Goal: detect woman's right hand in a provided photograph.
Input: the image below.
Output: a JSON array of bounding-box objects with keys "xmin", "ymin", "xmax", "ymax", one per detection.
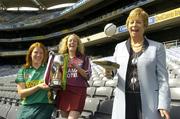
[
  {"xmin": 37, "ymin": 83, "xmax": 50, "ymax": 90},
  {"xmin": 159, "ymin": 109, "xmax": 170, "ymax": 119}
]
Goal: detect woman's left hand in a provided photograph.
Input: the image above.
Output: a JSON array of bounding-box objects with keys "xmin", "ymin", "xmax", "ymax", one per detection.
[
  {"xmin": 159, "ymin": 109, "xmax": 170, "ymax": 119},
  {"xmin": 69, "ymin": 58, "xmax": 89, "ymax": 79}
]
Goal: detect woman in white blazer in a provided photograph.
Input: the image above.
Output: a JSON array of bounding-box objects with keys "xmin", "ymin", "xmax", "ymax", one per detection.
[{"xmin": 106, "ymin": 8, "xmax": 171, "ymax": 119}]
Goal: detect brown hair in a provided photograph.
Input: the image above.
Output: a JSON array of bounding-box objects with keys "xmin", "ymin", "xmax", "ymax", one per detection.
[
  {"xmin": 126, "ymin": 8, "xmax": 149, "ymax": 28},
  {"xmin": 58, "ymin": 33, "xmax": 85, "ymax": 55},
  {"xmin": 23, "ymin": 42, "xmax": 48, "ymax": 68}
]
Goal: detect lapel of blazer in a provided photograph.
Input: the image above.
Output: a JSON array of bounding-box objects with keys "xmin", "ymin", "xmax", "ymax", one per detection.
[
  {"xmin": 119, "ymin": 41, "xmax": 130, "ymax": 87},
  {"xmin": 125, "ymin": 37, "xmax": 149, "ymax": 81}
]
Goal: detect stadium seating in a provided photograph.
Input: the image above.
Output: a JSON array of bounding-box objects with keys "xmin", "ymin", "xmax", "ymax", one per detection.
[
  {"xmin": 168, "ymin": 46, "xmax": 180, "ymax": 119},
  {"xmin": 93, "ymin": 99, "xmax": 113, "ymax": 119},
  {"xmin": 169, "ymin": 78, "xmax": 180, "ymax": 88},
  {"xmin": 170, "ymin": 88, "xmax": 180, "ymax": 101},
  {"xmin": 101, "ymin": 76, "xmax": 112, "ymax": 81},
  {"xmin": 87, "ymin": 80, "xmax": 93, "ymax": 87},
  {"xmin": 93, "ymin": 87, "xmax": 113, "ymax": 101},
  {"xmin": 86, "ymin": 87, "xmax": 96, "ymax": 97},
  {"xmin": 104, "ymin": 79, "xmax": 118, "ymax": 88},
  {"xmin": 0, "ymin": 100, "xmax": 11, "ymax": 119},
  {"xmin": 6, "ymin": 103, "xmax": 19, "ymax": 119},
  {"xmin": 92, "ymin": 80, "xmax": 105, "ymax": 87},
  {"xmin": 1, "ymin": 46, "xmax": 180, "ymax": 119},
  {"xmin": 80, "ymin": 97, "xmax": 100, "ymax": 119},
  {"xmin": 170, "ymin": 103, "xmax": 180, "ymax": 119}
]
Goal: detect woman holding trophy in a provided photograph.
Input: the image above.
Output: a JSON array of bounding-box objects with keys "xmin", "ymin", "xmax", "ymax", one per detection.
[
  {"xmin": 56, "ymin": 33, "xmax": 91, "ymax": 119},
  {"xmin": 15, "ymin": 42, "xmax": 54, "ymax": 119}
]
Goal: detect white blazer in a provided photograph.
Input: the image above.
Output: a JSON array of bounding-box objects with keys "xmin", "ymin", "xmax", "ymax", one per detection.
[{"xmin": 111, "ymin": 38, "xmax": 171, "ymax": 119}]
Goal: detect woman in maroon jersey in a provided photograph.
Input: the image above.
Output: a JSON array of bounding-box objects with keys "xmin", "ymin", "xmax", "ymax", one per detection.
[{"xmin": 56, "ymin": 33, "xmax": 91, "ymax": 119}]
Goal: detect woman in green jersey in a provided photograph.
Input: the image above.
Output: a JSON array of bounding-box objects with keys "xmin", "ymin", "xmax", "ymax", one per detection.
[{"xmin": 15, "ymin": 42, "xmax": 54, "ymax": 119}]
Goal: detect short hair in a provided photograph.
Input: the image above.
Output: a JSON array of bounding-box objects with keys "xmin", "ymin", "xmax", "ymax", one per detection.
[
  {"xmin": 23, "ymin": 42, "xmax": 48, "ymax": 68},
  {"xmin": 126, "ymin": 8, "xmax": 149, "ymax": 28},
  {"xmin": 58, "ymin": 33, "xmax": 85, "ymax": 55}
]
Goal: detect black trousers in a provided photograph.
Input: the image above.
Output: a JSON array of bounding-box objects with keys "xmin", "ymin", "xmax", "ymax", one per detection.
[{"xmin": 125, "ymin": 92, "xmax": 142, "ymax": 119}]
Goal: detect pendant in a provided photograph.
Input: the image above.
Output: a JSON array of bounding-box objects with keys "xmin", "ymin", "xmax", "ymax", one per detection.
[
  {"xmin": 132, "ymin": 57, "xmax": 138, "ymax": 65},
  {"xmin": 131, "ymin": 77, "xmax": 137, "ymax": 84},
  {"xmin": 131, "ymin": 77, "xmax": 137, "ymax": 91}
]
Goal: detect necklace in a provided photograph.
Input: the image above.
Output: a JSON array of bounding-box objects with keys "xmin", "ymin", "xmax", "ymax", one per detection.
[
  {"xmin": 131, "ymin": 44, "xmax": 143, "ymax": 47},
  {"xmin": 131, "ymin": 39, "xmax": 144, "ymax": 46},
  {"xmin": 131, "ymin": 40, "xmax": 144, "ymax": 47},
  {"xmin": 131, "ymin": 43, "xmax": 144, "ymax": 53}
]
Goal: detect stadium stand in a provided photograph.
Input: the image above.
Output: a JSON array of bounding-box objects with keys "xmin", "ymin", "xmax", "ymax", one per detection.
[
  {"xmin": 93, "ymin": 87, "xmax": 114, "ymax": 101},
  {"xmin": 0, "ymin": 101, "xmax": 11, "ymax": 119},
  {"xmin": 87, "ymin": 80, "xmax": 93, "ymax": 87},
  {"xmin": 93, "ymin": 99, "xmax": 113, "ymax": 119},
  {"xmin": 104, "ymin": 79, "xmax": 118, "ymax": 88},
  {"xmin": 92, "ymin": 80, "xmax": 105, "ymax": 87},
  {"xmin": 165, "ymin": 40, "xmax": 180, "ymax": 119},
  {"xmin": 0, "ymin": 66, "xmax": 20, "ymax": 77},
  {"xmin": 80, "ymin": 97, "xmax": 100, "ymax": 119},
  {"xmin": 170, "ymin": 88, "xmax": 180, "ymax": 119},
  {"xmin": 6, "ymin": 103, "xmax": 20, "ymax": 119},
  {"xmin": 86, "ymin": 87, "xmax": 96, "ymax": 97}
]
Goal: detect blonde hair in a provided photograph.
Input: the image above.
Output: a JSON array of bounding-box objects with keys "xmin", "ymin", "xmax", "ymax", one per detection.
[
  {"xmin": 23, "ymin": 42, "xmax": 48, "ymax": 68},
  {"xmin": 58, "ymin": 33, "xmax": 85, "ymax": 55},
  {"xmin": 126, "ymin": 8, "xmax": 149, "ymax": 28}
]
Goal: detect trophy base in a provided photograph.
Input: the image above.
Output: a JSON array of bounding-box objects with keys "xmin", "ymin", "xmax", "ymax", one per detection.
[{"xmin": 49, "ymin": 79, "xmax": 62, "ymax": 90}]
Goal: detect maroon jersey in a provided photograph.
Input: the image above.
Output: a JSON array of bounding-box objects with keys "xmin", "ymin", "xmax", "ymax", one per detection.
[{"xmin": 67, "ymin": 55, "xmax": 91, "ymax": 87}]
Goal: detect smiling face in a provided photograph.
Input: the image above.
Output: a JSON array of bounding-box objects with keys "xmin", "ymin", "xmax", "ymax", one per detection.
[
  {"xmin": 67, "ymin": 35, "xmax": 78, "ymax": 53},
  {"xmin": 58, "ymin": 34, "xmax": 84, "ymax": 55},
  {"xmin": 127, "ymin": 17, "xmax": 145, "ymax": 39},
  {"xmin": 126, "ymin": 8, "xmax": 149, "ymax": 40},
  {"xmin": 31, "ymin": 47, "xmax": 44, "ymax": 66}
]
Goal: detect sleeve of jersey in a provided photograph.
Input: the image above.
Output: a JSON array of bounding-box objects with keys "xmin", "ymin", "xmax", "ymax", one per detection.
[{"xmin": 15, "ymin": 68, "xmax": 25, "ymax": 83}]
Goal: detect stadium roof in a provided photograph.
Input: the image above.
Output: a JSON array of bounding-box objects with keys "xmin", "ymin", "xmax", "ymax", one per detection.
[{"xmin": 0, "ymin": 0, "xmax": 78, "ymax": 11}]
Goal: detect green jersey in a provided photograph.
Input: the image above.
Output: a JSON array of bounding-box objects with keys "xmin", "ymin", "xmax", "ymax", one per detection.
[{"xmin": 15, "ymin": 65, "xmax": 53, "ymax": 105}]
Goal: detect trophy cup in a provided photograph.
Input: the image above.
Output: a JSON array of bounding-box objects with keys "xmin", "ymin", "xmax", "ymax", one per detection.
[
  {"xmin": 49, "ymin": 54, "xmax": 64, "ymax": 89},
  {"xmin": 44, "ymin": 50, "xmax": 68, "ymax": 91}
]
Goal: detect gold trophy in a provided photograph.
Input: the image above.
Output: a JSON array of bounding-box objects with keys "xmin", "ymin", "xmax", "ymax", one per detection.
[{"xmin": 49, "ymin": 54, "xmax": 64, "ymax": 89}]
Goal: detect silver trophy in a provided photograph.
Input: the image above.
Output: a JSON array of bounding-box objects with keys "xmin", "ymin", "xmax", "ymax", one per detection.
[{"xmin": 49, "ymin": 54, "xmax": 64, "ymax": 89}]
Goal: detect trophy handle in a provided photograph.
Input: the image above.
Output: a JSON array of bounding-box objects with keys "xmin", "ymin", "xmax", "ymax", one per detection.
[
  {"xmin": 44, "ymin": 52, "xmax": 55, "ymax": 85},
  {"xmin": 49, "ymin": 50, "xmax": 55, "ymax": 55}
]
